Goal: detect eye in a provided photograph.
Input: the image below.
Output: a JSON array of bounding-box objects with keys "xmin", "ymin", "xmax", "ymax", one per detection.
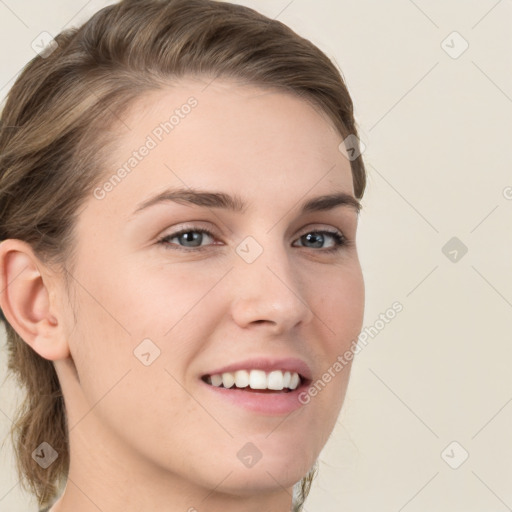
[
  {"xmin": 157, "ymin": 227, "xmax": 217, "ymax": 251},
  {"xmin": 157, "ymin": 226, "xmax": 349, "ymax": 253},
  {"xmin": 293, "ymin": 230, "xmax": 348, "ymax": 253}
]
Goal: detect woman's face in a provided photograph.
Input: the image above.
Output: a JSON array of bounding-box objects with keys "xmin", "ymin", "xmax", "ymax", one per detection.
[{"xmin": 56, "ymin": 78, "xmax": 364, "ymax": 500}]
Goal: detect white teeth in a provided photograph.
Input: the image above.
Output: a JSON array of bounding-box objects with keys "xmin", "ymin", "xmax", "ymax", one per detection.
[
  {"xmin": 289, "ymin": 372, "xmax": 300, "ymax": 390},
  {"xmin": 267, "ymin": 370, "xmax": 284, "ymax": 390},
  {"xmin": 249, "ymin": 370, "xmax": 267, "ymax": 389},
  {"xmin": 207, "ymin": 369, "xmax": 302, "ymax": 391},
  {"xmin": 222, "ymin": 372, "xmax": 235, "ymax": 388},
  {"xmin": 234, "ymin": 370, "xmax": 249, "ymax": 388},
  {"xmin": 211, "ymin": 374, "xmax": 223, "ymax": 387}
]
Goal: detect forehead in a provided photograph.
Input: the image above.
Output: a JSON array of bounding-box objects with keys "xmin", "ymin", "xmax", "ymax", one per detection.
[{"xmin": 89, "ymin": 77, "xmax": 354, "ymax": 219}]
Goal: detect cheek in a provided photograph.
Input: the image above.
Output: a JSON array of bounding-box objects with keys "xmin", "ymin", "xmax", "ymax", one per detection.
[
  {"xmin": 106, "ymin": 257, "xmax": 227, "ymax": 336},
  {"xmin": 66, "ymin": 257, "xmax": 226, "ymax": 404},
  {"xmin": 314, "ymin": 263, "xmax": 365, "ymax": 348},
  {"xmin": 306, "ymin": 264, "xmax": 363, "ymax": 420},
  {"xmin": 64, "ymin": 278, "xmax": 200, "ymax": 451}
]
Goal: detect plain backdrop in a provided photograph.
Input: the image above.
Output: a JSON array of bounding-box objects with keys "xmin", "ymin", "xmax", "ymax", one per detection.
[{"xmin": 1, "ymin": 1, "xmax": 511, "ymax": 511}]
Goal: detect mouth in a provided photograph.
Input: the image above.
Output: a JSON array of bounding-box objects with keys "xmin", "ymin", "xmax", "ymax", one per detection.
[
  {"xmin": 199, "ymin": 357, "xmax": 313, "ymax": 415},
  {"xmin": 201, "ymin": 369, "xmax": 308, "ymax": 394}
]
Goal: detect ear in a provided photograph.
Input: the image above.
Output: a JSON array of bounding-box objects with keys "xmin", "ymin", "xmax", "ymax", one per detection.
[{"xmin": 0, "ymin": 239, "xmax": 70, "ymax": 360}]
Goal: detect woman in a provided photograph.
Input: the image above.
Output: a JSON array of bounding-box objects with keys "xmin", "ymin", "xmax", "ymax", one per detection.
[{"xmin": 0, "ymin": 0, "xmax": 367, "ymax": 510}]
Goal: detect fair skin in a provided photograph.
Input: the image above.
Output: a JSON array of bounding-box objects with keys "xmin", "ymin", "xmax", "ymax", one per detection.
[{"xmin": 0, "ymin": 77, "xmax": 364, "ymax": 512}]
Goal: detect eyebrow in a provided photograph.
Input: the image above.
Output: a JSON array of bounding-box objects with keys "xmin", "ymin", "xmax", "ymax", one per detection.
[{"xmin": 131, "ymin": 188, "xmax": 361, "ymax": 217}]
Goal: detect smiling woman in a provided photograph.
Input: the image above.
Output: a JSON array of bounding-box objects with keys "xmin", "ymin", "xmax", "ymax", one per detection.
[{"xmin": 0, "ymin": 1, "xmax": 366, "ymax": 511}]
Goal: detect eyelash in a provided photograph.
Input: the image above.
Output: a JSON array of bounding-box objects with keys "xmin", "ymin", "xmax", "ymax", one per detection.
[{"xmin": 156, "ymin": 226, "xmax": 349, "ymax": 253}]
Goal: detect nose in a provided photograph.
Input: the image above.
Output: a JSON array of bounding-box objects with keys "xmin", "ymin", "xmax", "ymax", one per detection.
[{"xmin": 229, "ymin": 240, "xmax": 314, "ymax": 334}]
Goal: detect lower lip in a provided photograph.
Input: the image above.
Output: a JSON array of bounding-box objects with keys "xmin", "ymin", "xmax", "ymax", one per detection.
[{"xmin": 199, "ymin": 379, "xmax": 309, "ymax": 415}]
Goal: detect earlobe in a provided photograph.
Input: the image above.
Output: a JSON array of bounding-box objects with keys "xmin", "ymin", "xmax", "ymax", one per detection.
[{"xmin": 0, "ymin": 239, "xmax": 70, "ymax": 361}]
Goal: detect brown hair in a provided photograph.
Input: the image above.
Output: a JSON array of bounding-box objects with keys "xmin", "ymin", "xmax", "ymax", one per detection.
[{"xmin": 0, "ymin": 0, "xmax": 366, "ymax": 509}]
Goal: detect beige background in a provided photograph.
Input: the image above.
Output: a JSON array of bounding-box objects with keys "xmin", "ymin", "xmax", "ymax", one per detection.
[{"xmin": 1, "ymin": 0, "xmax": 511, "ymax": 510}]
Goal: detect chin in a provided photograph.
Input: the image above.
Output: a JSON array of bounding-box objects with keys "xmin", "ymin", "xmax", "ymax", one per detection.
[
  {"xmin": 208, "ymin": 468, "xmax": 304, "ymax": 497},
  {"xmin": 196, "ymin": 449, "xmax": 314, "ymax": 496}
]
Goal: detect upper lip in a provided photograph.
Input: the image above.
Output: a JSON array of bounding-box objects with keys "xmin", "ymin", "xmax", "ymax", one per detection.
[{"xmin": 202, "ymin": 356, "xmax": 313, "ymax": 382}]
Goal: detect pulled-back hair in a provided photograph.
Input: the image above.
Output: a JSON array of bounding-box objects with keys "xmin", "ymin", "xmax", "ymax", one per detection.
[{"xmin": 0, "ymin": 0, "xmax": 366, "ymax": 509}]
